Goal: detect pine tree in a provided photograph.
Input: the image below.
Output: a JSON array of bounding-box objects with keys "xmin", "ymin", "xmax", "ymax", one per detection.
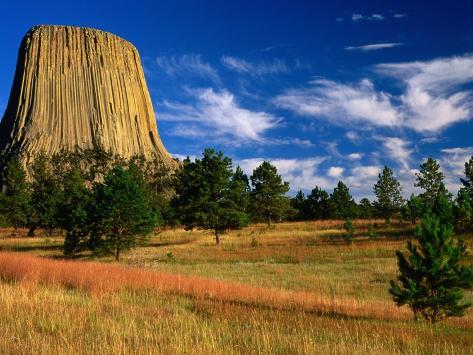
[
  {"xmin": 173, "ymin": 149, "xmax": 249, "ymax": 244},
  {"xmin": 389, "ymin": 215, "xmax": 473, "ymax": 323},
  {"xmin": 250, "ymin": 161, "xmax": 291, "ymax": 225},
  {"xmin": 402, "ymin": 194, "xmax": 425, "ymax": 225},
  {"xmin": 454, "ymin": 189, "xmax": 472, "ymax": 232},
  {"xmin": 415, "ymin": 158, "xmax": 451, "ymax": 209},
  {"xmin": 306, "ymin": 186, "xmax": 332, "ymax": 220},
  {"xmin": 291, "ymin": 190, "xmax": 307, "ymax": 221},
  {"xmin": 1, "ymin": 158, "xmax": 30, "ymax": 232},
  {"xmin": 330, "ymin": 181, "xmax": 357, "ymax": 219},
  {"xmin": 92, "ymin": 165, "xmax": 157, "ymax": 260},
  {"xmin": 460, "ymin": 156, "xmax": 473, "ymax": 197},
  {"xmin": 61, "ymin": 167, "xmax": 92, "ymax": 256},
  {"xmin": 230, "ymin": 166, "xmax": 250, "ymax": 216},
  {"xmin": 373, "ymin": 166, "xmax": 404, "ymax": 224},
  {"xmin": 343, "ymin": 218, "xmax": 355, "ymax": 244},
  {"xmin": 29, "ymin": 154, "xmax": 62, "ymax": 236},
  {"xmin": 358, "ymin": 198, "xmax": 374, "ymax": 219}
]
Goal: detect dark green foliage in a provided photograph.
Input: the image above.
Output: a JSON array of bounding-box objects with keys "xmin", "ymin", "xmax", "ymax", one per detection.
[
  {"xmin": 306, "ymin": 186, "xmax": 332, "ymax": 220},
  {"xmin": 173, "ymin": 149, "xmax": 249, "ymax": 244},
  {"xmin": 454, "ymin": 188, "xmax": 472, "ymax": 232},
  {"xmin": 61, "ymin": 167, "xmax": 92, "ymax": 256},
  {"xmin": 373, "ymin": 166, "xmax": 404, "ymax": 224},
  {"xmin": 431, "ymin": 195, "xmax": 454, "ymax": 226},
  {"xmin": 0, "ymin": 158, "xmax": 30, "ymax": 231},
  {"xmin": 358, "ymin": 198, "xmax": 375, "ymax": 219},
  {"xmin": 250, "ymin": 161, "xmax": 291, "ymax": 225},
  {"xmin": 231, "ymin": 166, "xmax": 250, "ymax": 214},
  {"xmin": 389, "ymin": 215, "xmax": 473, "ymax": 323},
  {"xmin": 127, "ymin": 155, "xmax": 175, "ymax": 224},
  {"xmin": 291, "ymin": 190, "xmax": 307, "ymax": 221},
  {"xmin": 402, "ymin": 194, "xmax": 425, "ymax": 225},
  {"xmin": 91, "ymin": 165, "xmax": 157, "ymax": 260},
  {"xmin": 29, "ymin": 154, "xmax": 62, "ymax": 236},
  {"xmin": 415, "ymin": 158, "xmax": 451, "ymax": 209},
  {"xmin": 343, "ymin": 218, "xmax": 355, "ymax": 244},
  {"xmin": 367, "ymin": 224, "xmax": 379, "ymax": 240},
  {"xmin": 330, "ymin": 181, "xmax": 358, "ymax": 219},
  {"xmin": 290, "ymin": 187, "xmax": 333, "ymax": 221},
  {"xmin": 460, "ymin": 156, "xmax": 473, "ymax": 197}
]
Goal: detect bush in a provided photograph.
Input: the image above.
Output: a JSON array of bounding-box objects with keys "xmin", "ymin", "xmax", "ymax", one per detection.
[
  {"xmin": 367, "ymin": 224, "xmax": 379, "ymax": 240},
  {"xmin": 343, "ymin": 218, "xmax": 355, "ymax": 244},
  {"xmin": 389, "ymin": 215, "xmax": 473, "ymax": 322}
]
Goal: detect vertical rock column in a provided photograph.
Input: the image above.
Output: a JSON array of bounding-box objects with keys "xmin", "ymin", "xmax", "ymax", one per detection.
[{"xmin": 0, "ymin": 25, "xmax": 176, "ymax": 168}]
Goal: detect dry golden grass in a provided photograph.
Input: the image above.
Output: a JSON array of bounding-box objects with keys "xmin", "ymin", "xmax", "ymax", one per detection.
[
  {"xmin": 0, "ymin": 220, "xmax": 471, "ymax": 354},
  {"xmin": 0, "ymin": 251, "xmax": 412, "ymax": 321}
]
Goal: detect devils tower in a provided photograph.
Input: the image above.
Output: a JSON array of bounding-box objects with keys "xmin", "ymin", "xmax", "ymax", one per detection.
[{"xmin": 0, "ymin": 25, "xmax": 176, "ymax": 167}]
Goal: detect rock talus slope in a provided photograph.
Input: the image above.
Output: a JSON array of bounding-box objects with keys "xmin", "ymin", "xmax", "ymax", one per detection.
[{"xmin": 0, "ymin": 25, "xmax": 176, "ymax": 167}]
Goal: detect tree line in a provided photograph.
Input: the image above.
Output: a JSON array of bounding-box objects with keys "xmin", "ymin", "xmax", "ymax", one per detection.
[
  {"xmin": 2, "ymin": 148, "xmax": 473, "ymax": 250},
  {"xmin": 291, "ymin": 158, "xmax": 473, "ymax": 232}
]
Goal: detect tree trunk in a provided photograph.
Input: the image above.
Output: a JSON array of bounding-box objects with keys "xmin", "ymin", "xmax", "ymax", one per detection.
[
  {"xmin": 215, "ymin": 230, "xmax": 220, "ymax": 245},
  {"xmin": 115, "ymin": 247, "xmax": 120, "ymax": 261},
  {"xmin": 27, "ymin": 226, "xmax": 36, "ymax": 237}
]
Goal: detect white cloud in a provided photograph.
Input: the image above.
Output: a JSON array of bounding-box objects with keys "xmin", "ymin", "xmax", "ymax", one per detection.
[
  {"xmin": 276, "ymin": 54, "xmax": 473, "ymax": 133},
  {"xmin": 371, "ymin": 14, "xmax": 384, "ymax": 20},
  {"xmin": 155, "ymin": 54, "xmax": 219, "ymax": 83},
  {"xmin": 331, "ymin": 165, "xmax": 381, "ymax": 200},
  {"xmin": 290, "ymin": 138, "xmax": 314, "ymax": 147},
  {"xmin": 348, "ymin": 153, "xmax": 363, "ymax": 160},
  {"xmin": 381, "ymin": 137, "xmax": 413, "ymax": 171},
  {"xmin": 393, "ymin": 13, "xmax": 406, "ymax": 19},
  {"xmin": 237, "ymin": 157, "xmax": 330, "ymax": 192},
  {"xmin": 328, "ymin": 166, "xmax": 344, "ymax": 178},
  {"xmin": 345, "ymin": 42, "xmax": 403, "ymax": 51},
  {"xmin": 275, "ymin": 78, "xmax": 399, "ymax": 127},
  {"xmin": 335, "ymin": 17, "xmax": 344, "ymax": 22},
  {"xmin": 171, "ymin": 153, "xmax": 198, "ymax": 162},
  {"xmin": 352, "ymin": 14, "xmax": 364, "ymax": 21},
  {"xmin": 375, "ymin": 55, "xmax": 473, "ymax": 132},
  {"xmin": 352, "ymin": 13, "xmax": 386, "ymax": 22},
  {"xmin": 420, "ymin": 137, "xmax": 440, "ymax": 144},
  {"xmin": 158, "ymin": 88, "xmax": 280, "ymax": 142},
  {"xmin": 442, "ymin": 149, "xmax": 473, "ymax": 175},
  {"xmin": 221, "ymin": 56, "xmax": 288, "ymax": 76},
  {"xmin": 346, "ymin": 131, "xmax": 360, "ymax": 142}
]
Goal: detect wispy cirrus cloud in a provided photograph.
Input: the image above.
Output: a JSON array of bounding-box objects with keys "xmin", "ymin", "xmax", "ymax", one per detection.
[
  {"xmin": 352, "ymin": 13, "xmax": 384, "ymax": 21},
  {"xmin": 254, "ymin": 44, "xmax": 288, "ymax": 53},
  {"xmin": 275, "ymin": 54, "xmax": 473, "ymax": 134},
  {"xmin": 345, "ymin": 42, "xmax": 403, "ymax": 51},
  {"xmin": 439, "ymin": 147, "xmax": 473, "ymax": 191},
  {"xmin": 158, "ymin": 88, "xmax": 280, "ymax": 143},
  {"xmin": 381, "ymin": 137, "xmax": 413, "ymax": 171},
  {"xmin": 155, "ymin": 54, "xmax": 220, "ymax": 83},
  {"xmin": 275, "ymin": 78, "xmax": 399, "ymax": 127},
  {"xmin": 375, "ymin": 54, "xmax": 473, "ymax": 132},
  {"xmin": 221, "ymin": 56, "xmax": 288, "ymax": 76}
]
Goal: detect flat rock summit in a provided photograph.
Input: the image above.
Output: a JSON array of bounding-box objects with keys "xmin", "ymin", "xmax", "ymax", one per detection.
[{"xmin": 0, "ymin": 25, "xmax": 176, "ymax": 167}]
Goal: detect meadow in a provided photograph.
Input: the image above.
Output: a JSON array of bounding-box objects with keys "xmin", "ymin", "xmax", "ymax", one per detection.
[{"xmin": 0, "ymin": 220, "xmax": 471, "ymax": 354}]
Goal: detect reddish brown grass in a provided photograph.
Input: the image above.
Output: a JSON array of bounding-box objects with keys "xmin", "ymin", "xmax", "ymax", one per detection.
[{"xmin": 0, "ymin": 251, "xmax": 411, "ymax": 321}]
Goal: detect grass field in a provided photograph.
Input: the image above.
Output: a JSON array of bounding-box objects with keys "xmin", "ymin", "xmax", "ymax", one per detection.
[{"xmin": 0, "ymin": 220, "xmax": 471, "ymax": 354}]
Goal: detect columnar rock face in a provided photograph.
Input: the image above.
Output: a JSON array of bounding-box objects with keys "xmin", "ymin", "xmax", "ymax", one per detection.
[{"xmin": 0, "ymin": 25, "xmax": 176, "ymax": 168}]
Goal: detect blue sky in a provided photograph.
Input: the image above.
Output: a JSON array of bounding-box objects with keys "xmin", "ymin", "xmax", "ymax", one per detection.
[{"xmin": 1, "ymin": 0, "xmax": 473, "ymax": 199}]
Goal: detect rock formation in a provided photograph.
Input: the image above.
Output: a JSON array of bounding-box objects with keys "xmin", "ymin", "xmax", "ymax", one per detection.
[{"xmin": 0, "ymin": 25, "xmax": 176, "ymax": 168}]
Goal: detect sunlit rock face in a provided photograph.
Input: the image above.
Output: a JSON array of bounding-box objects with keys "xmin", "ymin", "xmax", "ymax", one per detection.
[{"xmin": 0, "ymin": 25, "xmax": 176, "ymax": 168}]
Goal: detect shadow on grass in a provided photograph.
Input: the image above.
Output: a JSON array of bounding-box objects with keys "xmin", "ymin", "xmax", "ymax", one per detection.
[{"xmin": 0, "ymin": 244, "xmax": 64, "ymax": 252}]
